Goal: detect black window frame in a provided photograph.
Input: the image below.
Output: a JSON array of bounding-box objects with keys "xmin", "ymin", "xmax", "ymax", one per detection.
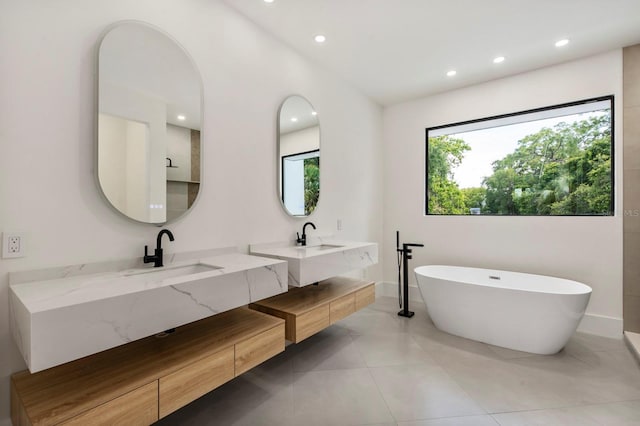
[{"xmin": 425, "ymin": 95, "xmax": 615, "ymax": 216}]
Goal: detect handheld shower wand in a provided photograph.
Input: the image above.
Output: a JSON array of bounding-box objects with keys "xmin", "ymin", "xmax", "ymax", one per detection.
[{"xmin": 396, "ymin": 231, "xmax": 424, "ymax": 318}]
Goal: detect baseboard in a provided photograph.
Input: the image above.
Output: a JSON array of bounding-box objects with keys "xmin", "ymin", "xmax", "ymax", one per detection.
[
  {"xmin": 577, "ymin": 313, "xmax": 623, "ymax": 338},
  {"xmin": 376, "ymin": 282, "xmax": 622, "ymax": 339},
  {"xmin": 376, "ymin": 281, "xmax": 422, "ymax": 303}
]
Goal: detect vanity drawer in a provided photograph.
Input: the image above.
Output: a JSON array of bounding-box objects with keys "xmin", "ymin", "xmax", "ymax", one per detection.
[
  {"xmin": 61, "ymin": 381, "xmax": 158, "ymax": 426},
  {"xmin": 294, "ymin": 305, "xmax": 330, "ymax": 342},
  {"xmin": 355, "ymin": 284, "xmax": 375, "ymax": 311},
  {"xmin": 330, "ymin": 294, "xmax": 356, "ymax": 324},
  {"xmin": 159, "ymin": 346, "xmax": 235, "ymax": 418},
  {"xmin": 235, "ymin": 323, "xmax": 285, "ymax": 376}
]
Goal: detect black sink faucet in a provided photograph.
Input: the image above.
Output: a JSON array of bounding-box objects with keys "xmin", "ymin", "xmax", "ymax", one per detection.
[
  {"xmin": 296, "ymin": 222, "xmax": 316, "ymax": 246},
  {"xmin": 144, "ymin": 229, "xmax": 175, "ymax": 267}
]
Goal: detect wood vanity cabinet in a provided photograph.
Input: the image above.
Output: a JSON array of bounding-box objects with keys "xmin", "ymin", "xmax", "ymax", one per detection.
[
  {"xmin": 249, "ymin": 276, "xmax": 375, "ymax": 343},
  {"xmin": 10, "ymin": 308, "xmax": 285, "ymax": 426}
]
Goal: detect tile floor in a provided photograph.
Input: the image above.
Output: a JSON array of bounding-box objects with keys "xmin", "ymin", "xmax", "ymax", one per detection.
[{"xmin": 158, "ymin": 297, "xmax": 640, "ymax": 426}]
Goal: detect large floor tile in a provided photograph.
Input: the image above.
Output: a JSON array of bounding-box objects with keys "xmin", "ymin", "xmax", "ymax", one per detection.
[
  {"xmin": 563, "ymin": 350, "xmax": 640, "ymax": 403},
  {"xmin": 338, "ymin": 308, "xmax": 408, "ymax": 336},
  {"xmin": 352, "ymin": 331, "xmax": 432, "ymax": 367},
  {"xmin": 493, "ymin": 400, "xmax": 640, "ymax": 426},
  {"xmin": 492, "ymin": 406, "xmax": 602, "ymax": 426},
  {"xmin": 580, "ymin": 399, "xmax": 640, "ymax": 425},
  {"xmin": 410, "ymin": 323, "xmax": 496, "ymax": 360},
  {"xmin": 563, "ymin": 332, "xmax": 626, "ymax": 355},
  {"xmin": 288, "ymin": 330, "xmax": 366, "ymax": 372},
  {"xmin": 370, "ymin": 363, "xmax": 485, "ymax": 421},
  {"xmin": 428, "ymin": 347, "xmax": 597, "ymax": 412},
  {"xmin": 398, "ymin": 415, "xmax": 499, "ymax": 426},
  {"xmin": 291, "ymin": 368, "xmax": 395, "ymax": 425}
]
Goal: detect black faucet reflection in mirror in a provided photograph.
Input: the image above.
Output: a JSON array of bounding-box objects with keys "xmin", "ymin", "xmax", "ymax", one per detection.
[
  {"xmin": 296, "ymin": 222, "xmax": 316, "ymax": 246},
  {"xmin": 144, "ymin": 229, "xmax": 175, "ymax": 267}
]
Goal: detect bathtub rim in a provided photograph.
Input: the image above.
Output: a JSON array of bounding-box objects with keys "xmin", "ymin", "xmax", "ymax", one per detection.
[{"xmin": 415, "ymin": 264, "xmax": 592, "ymax": 296}]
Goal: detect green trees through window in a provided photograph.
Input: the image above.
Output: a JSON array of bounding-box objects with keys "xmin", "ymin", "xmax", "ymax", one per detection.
[{"xmin": 426, "ymin": 97, "xmax": 613, "ymax": 216}]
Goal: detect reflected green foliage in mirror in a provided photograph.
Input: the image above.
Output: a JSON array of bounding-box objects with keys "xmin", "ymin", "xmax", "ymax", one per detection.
[{"xmin": 304, "ymin": 157, "xmax": 319, "ymax": 215}]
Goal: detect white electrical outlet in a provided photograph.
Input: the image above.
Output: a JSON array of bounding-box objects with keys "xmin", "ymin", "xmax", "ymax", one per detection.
[
  {"xmin": 337, "ymin": 219, "xmax": 343, "ymax": 230},
  {"xmin": 3, "ymin": 232, "xmax": 25, "ymax": 258}
]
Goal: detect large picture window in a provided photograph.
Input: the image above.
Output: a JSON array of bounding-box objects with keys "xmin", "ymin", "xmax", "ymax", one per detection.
[{"xmin": 426, "ymin": 96, "xmax": 613, "ymax": 216}]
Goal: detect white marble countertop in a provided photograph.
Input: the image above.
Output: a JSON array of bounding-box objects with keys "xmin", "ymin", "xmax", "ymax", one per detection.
[
  {"xmin": 9, "ymin": 247, "xmax": 288, "ymax": 372},
  {"xmin": 11, "ymin": 253, "xmax": 284, "ymax": 313}
]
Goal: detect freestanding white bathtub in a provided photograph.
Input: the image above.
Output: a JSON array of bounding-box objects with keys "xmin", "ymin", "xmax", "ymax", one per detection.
[{"xmin": 415, "ymin": 265, "xmax": 592, "ymax": 355}]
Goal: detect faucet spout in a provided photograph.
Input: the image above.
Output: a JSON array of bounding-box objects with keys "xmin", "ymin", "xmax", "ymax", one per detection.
[{"xmin": 156, "ymin": 229, "xmax": 174, "ymax": 251}]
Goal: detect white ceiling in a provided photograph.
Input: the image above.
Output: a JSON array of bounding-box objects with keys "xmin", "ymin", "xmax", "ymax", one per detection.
[{"xmin": 223, "ymin": 0, "xmax": 640, "ymax": 106}]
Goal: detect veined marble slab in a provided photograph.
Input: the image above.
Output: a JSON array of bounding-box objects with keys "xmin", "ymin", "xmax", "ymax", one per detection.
[
  {"xmin": 9, "ymin": 249, "xmax": 287, "ymax": 373},
  {"xmin": 249, "ymin": 238, "xmax": 378, "ymax": 287}
]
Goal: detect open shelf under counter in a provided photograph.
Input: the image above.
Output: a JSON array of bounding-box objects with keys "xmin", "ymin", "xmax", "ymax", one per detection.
[
  {"xmin": 11, "ymin": 308, "xmax": 285, "ymax": 426},
  {"xmin": 249, "ymin": 276, "xmax": 375, "ymax": 343}
]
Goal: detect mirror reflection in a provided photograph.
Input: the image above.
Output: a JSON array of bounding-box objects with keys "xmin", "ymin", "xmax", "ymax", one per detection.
[
  {"xmin": 278, "ymin": 96, "xmax": 320, "ymax": 216},
  {"xmin": 98, "ymin": 22, "xmax": 202, "ymax": 224}
]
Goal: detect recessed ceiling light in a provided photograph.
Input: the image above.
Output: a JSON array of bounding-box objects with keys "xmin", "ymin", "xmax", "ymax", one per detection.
[
  {"xmin": 177, "ymin": 115, "xmax": 186, "ymax": 121},
  {"xmin": 291, "ymin": 117, "xmax": 298, "ymax": 122},
  {"xmin": 311, "ymin": 111, "xmax": 318, "ymax": 116},
  {"xmin": 493, "ymin": 56, "xmax": 505, "ymax": 64},
  {"xmin": 555, "ymin": 39, "xmax": 570, "ymax": 47},
  {"xmin": 446, "ymin": 70, "xmax": 457, "ymax": 77},
  {"xmin": 314, "ymin": 35, "xmax": 326, "ymax": 44},
  {"xmin": 263, "ymin": 0, "xmax": 274, "ymax": 3}
]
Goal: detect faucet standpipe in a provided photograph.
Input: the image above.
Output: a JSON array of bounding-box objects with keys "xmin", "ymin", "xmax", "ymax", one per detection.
[
  {"xmin": 297, "ymin": 222, "xmax": 316, "ymax": 246},
  {"xmin": 144, "ymin": 229, "xmax": 175, "ymax": 267},
  {"xmin": 396, "ymin": 231, "xmax": 424, "ymax": 318}
]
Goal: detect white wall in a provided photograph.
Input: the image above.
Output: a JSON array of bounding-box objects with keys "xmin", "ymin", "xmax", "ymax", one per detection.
[
  {"xmin": 383, "ymin": 50, "xmax": 624, "ymax": 338},
  {"xmin": 0, "ymin": 1, "xmax": 383, "ymax": 423}
]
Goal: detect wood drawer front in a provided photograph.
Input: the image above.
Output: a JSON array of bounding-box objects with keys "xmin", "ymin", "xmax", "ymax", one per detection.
[
  {"xmin": 294, "ymin": 305, "xmax": 330, "ymax": 342},
  {"xmin": 11, "ymin": 379, "xmax": 30, "ymax": 426},
  {"xmin": 330, "ymin": 294, "xmax": 356, "ymax": 324},
  {"xmin": 61, "ymin": 381, "xmax": 158, "ymax": 426},
  {"xmin": 159, "ymin": 346, "xmax": 234, "ymax": 419},
  {"xmin": 235, "ymin": 324, "xmax": 285, "ymax": 376},
  {"xmin": 355, "ymin": 285, "xmax": 375, "ymax": 311}
]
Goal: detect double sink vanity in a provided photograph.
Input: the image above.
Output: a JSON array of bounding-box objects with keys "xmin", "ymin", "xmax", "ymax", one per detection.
[{"xmin": 9, "ymin": 233, "xmax": 378, "ymax": 425}]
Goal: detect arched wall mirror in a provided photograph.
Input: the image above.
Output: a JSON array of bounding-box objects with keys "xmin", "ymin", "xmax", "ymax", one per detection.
[
  {"xmin": 278, "ymin": 95, "xmax": 320, "ymax": 216},
  {"xmin": 97, "ymin": 22, "xmax": 203, "ymax": 224}
]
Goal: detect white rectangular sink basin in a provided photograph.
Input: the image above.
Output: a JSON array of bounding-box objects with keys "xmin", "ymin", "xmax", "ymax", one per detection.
[
  {"xmin": 250, "ymin": 239, "xmax": 378, "ymax": 287},
  {"xmin": 122, "ymin": 263, "xmax": 222, "ymax": 279},
  {"xmin": 9, "ymin": 250, "xmax": 287, "ymax": 373}
]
